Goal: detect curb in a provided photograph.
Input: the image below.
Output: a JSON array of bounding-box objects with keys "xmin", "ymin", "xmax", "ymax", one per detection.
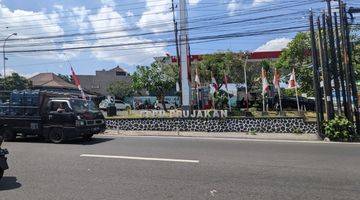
[{"xmin": 102, "ymin": 130, "xmax": 321, "ymax": 141}]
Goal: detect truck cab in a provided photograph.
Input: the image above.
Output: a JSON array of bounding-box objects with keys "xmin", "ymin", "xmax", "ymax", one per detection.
[
  {"xmin": 0, "ymin": 90, "xmax": 106, "ymax": 143},
  {"xmin": 44, "ymin": 98, "xmax": 106, "ymax": 143}
]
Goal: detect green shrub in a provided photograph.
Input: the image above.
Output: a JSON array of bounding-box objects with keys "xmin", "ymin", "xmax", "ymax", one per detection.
[{"xmin": 323, "ymin": 116, "xmax": 356, "ymax": 142}]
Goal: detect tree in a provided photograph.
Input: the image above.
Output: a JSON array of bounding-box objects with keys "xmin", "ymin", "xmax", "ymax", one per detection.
[
  {"xmin": 352, "ymin": 24, "xmax": 360, "ymax": 81},
  {"xmin": 275, "ymin": 32, "xmax": 313, "ymax": 96},
  {"xmin": 0, "ymin": 73, "xmax": 32, "ymax": 91},
  {"xmin": 132, "ymin": 61, "xmax": 178, "ymax": 111},
  {"xmin": 196, "ymin": 51, "xmax": 244, "ymax": 88},
  {"xmin": 107, "ymin": 80, "xmax": 134, "ymax": 100}
]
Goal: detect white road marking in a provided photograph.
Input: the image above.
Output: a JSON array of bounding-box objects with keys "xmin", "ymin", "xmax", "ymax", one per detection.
[{"xmin": 80, "ymin": 154, "xmax": 199, "ymax": 163}]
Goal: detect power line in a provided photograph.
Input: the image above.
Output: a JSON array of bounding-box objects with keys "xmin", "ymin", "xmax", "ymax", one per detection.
[
  {"xmin": 5, "ymin": 11, "xmax": 306, "ymax": 49},
  {"xmin": 0, "ymin": 0, "xmax": 316, "ymax": 35},
  {"xmin": 5, "ymin": 25, "xmax": 308, "ymax": 54},
  {"xmin": 1, "ymin": 0, "xmax": 316, "ymax": 43}
]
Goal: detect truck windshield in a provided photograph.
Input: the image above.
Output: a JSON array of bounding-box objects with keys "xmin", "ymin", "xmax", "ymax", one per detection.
[{"xmin": 70, "ymin": 99, "xmax": 99, "ymax": 113}]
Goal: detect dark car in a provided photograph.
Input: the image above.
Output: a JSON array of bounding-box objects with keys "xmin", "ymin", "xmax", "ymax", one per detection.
[{"xmin": 281, "ymin": 96, "xmax": 316, "ymax": 111}]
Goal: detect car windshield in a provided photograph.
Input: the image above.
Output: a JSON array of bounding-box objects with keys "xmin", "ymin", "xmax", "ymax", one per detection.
[{"xmin": 70, "ymin": 99, "xmax": 99, "ymax": 113}]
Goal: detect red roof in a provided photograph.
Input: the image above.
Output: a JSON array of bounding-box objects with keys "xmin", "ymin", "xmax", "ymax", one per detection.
[{"xmin": 249, "ymin": 51, "xmax": 282, "ymax": 60}]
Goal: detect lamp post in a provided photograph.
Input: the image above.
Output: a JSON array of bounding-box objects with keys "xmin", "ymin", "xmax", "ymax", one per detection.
[{"xmin": 3, "ymin": 33, "xmax": 17, "ymax": 78}]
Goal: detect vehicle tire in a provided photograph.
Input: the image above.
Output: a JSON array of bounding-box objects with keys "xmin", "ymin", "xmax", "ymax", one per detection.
[
  {"xmin": 2, "ymin": 128, "xmax": 16, "ymax": 142},
  {"xmin": 49, "ymin": 128, "xmax": 65, "ymax": 144},
  {"xmin": 156, "ymin": 107, "xmax": 160, "ymax": 110},
  {"xmin": 170, "ymin": 106, "xmax": 175, "ymax": 110},
  {"xmin": 83, "ymin": 134, "xmax": 93, "ymax": 141},
  {"xmin": 0, "ymin": 169, "xmax": 3, "ymax": 180}
]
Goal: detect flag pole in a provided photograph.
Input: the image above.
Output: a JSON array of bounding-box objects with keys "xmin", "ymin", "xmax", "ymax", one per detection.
[
  {"xmin": 293, "ymin": 68, "xmax": 300, "ymax": 112},
  {"xmin": 197, "ymin": 85, "xmax": 200, "ymax": 110},
  {"xmin": 278, "ymin": 87, "xmax": 283, "ymax": 112},
  {"xmin": 262, "ymin": 92, "xmax": 266, "ymax": 113},
  {"xmin": 195, "ymin": 67, "xmax": 200, "ymax": 109},
  {"xmin": 224, "ymin": 72, "xmax": 231, "ymax": 112},
  {"xmin": 243, "ymin": 55, "xmax": 249, "ymax": 111}
]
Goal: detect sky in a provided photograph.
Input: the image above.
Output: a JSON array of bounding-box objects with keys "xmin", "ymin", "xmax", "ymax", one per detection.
[{"xmin": 0, "ymin": 0, "xmax": 359, "ymax": 77}]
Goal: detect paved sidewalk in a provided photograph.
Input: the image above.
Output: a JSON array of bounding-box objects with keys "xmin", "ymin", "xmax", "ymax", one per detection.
[{"xmin": 103, "ymin": 130, "xmax": 321, "ymax": 141}]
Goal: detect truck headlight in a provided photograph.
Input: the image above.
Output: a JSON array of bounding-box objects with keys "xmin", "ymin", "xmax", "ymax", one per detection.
[{"xmin": 76, "ymin": 120, "xmax": 85, "ymax": 126}]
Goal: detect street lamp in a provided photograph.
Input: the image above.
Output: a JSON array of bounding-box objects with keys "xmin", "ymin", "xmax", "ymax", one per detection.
[{"xmin": 3, "ymin": 32, "xmax": 17, "ymax": 78}]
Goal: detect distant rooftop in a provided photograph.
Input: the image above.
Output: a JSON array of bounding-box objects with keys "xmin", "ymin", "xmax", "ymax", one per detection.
[{"xmin": 29, "ymin": 73, "xmax": 77, "ymax": 89}]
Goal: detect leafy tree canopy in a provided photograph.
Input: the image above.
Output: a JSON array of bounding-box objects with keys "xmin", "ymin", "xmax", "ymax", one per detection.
[
  {"xmin": 0, "ymin": 73, "xmax": 32, "ymax": 91},
  {"xmin": 132, "ymin": 61, "xmax": 178, "ymax": 110},
  {"xmin": 275, "ymin": 32, "xmax": 313, "ymax": 96},
  {"xmin": 196, "ymin": 51, "xmax": 244, "ymax": 87},
  {"xmin": 107, "ymin": 80, "xmax": 134, "ymax": 100}
]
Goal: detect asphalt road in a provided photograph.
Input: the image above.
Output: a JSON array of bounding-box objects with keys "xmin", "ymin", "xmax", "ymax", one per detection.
[{"xmin": 1, "ymin": 135, "xmax": 360, "ymax": 200}]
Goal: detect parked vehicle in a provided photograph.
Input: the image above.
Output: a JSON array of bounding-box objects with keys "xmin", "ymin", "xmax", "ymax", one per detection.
[
  {"xmin": 99, "ymin": 99, "xmax": 131, "ymax": 111},
  {"xmin": 0, "ymin": 90, "xmax": 106, "ymax": 143},
  {"xmin": 0, "ymin": 135, "xmax": 8, "ymax": 180},
  {"xmin": 154, "ymin": 101, "xmax": 176, "ymax": 110},
  {"xmin": 281, "ymin": 96, "xmax": 316, "ymax": 111}
]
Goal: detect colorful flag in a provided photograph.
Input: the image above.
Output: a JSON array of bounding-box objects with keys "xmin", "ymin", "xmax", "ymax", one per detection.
[
  {"xmin": 71, "ymin": 67, "xmax": 86, "ymax": 99},
  {"xmin": 211, "ymin": 72, "xmax": 218, "ymax": 91},
  {"xmin": 176, "ymin": 81, "xmax": 180, "ymax": 92},
  {"xmin": 288, "ymin": 68, "xmax": 297, "ymax": 89},
  {"xmin": 261, "ymin": 67, "xmax": 269, "ymax": 95},
  {"xmin": 273, "ymin": 68, "xmax": 281, "ymax": 89},
  {"xmin": 224, "ymin": 73, "xmax": 229, "ymax": 91},
  {"xmin": 195, "ymin": 68, "xmax": 200, "ymax": 87}
]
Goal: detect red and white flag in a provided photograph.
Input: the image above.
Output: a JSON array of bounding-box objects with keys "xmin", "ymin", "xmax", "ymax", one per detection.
[
  {"xmin": 195, "ymin": 68, "xmax": 200, "ymax": 87},
  {"xmin": 211, "ymin": 72, "xmax": 218, "ymax": 91},
  {"xmin": 224, "ymin": 73, "xmax": 229, "ymax": 91},
  {"xmin": 261, "ymin": 67, "xmax": 269, "ymax": 95},
  {"xmin": 273, "ymin": 68, "xmax": 281, "ymax": 89},
  {"xmin": 288, "ymin": 68, "xmax": 297, "ymax": 89},
  {"xmin": 71, "ymin": 67, "xmax": 86, "ymax": 99}
]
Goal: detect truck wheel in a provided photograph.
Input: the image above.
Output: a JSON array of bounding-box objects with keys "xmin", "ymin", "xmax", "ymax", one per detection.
[
  {"xmin": 0, "ymin": 169, "xmax": 3, "ymax": 180},
  {"xmin": 2, "ymin": 129, "xmax": 16, "ymax": 142},
  {"xmin": 49, "ymin": 128, "xmax": 64, "ymax": 144},
  {"xmin": 83, "ymin": 134, "xmax": 93, "ymax": 141}
]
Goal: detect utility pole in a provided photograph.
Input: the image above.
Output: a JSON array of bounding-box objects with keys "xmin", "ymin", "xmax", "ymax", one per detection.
[
  {"xmin": 341, "ymin": 2, "xmax": 360, "ymax": 134},
  {"xmin": 171, "ymin": 0, "xmax": 182, "ymax": 106},
  {"xmin": 179, "ymin": 0, "xmax": 191, "ymax": 111},
  {"xmin": 333, "ymin": 12, "xmax": 349, "ymax": 119},
  {"xmin": 338, "ymin": 0, "xmax": 353, "ymax": 121},
  {"xmin": 326, "ymin": 0, "xmax": 342, "ymax": 114},
  {"xmin": 321, "ymin": 13, "xmax": 335, "ymax": 120},
  {"xmin": 3, "ymin": 33, "xmax": 17, "ymax": 78},
  {"xmin": 309, "ymin": 10, "xmax": 324, "ymax": 137}
]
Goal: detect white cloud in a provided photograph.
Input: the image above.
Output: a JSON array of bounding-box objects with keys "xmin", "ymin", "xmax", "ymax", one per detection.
[
  {"xmin": 137, "ymin": 0, "xmax": 173, "ymax": 33},
  {"xmin": 227, "ymin": 0, "xmax": 274, "ymax": 15},
  {"xmin": 89, "ymin": 4, "xmax": 166, "ymax": 65},
  {"xmin": 100, "ymin": 0, "xmax": 116, "ymax": 7},
  {"xmin": 70, "ymin": 6, "xmax": 91, "ymax": 33},
  {"xmin": 2, "ymin": 67, "xmax": 39, "ymax": 78},
  {"xmin": 227, "ymin": 0, "xmax": 243, "ymax": 16},
  {"xmin": 126, "ymin": 10, "xmax": 134, "ymax": 17},
  {"xmin": 0, "ymin": 2, "xmax": 65, "ymax": 60},
  {"xmin": 189, "ymin": 0, "xmax": 201, "ymax": 6},
  {"xmin": 255, "ymin": 38, "xmax": 291, "ymax": 52},
  {"xmin": 252, "ymin": 0, "xmax": 274, "ymax": 7}
]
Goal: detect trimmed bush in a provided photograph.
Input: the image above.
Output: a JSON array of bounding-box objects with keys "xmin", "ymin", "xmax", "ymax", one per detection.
[{"xmin": 324, "ymin": 116, "xmax": 356, "ymax": 142}]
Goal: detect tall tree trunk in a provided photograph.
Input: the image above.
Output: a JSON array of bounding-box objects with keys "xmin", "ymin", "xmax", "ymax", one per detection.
[{"xmin": 160, "ymin": 94, "xmax": 168, "ymax": 112}]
